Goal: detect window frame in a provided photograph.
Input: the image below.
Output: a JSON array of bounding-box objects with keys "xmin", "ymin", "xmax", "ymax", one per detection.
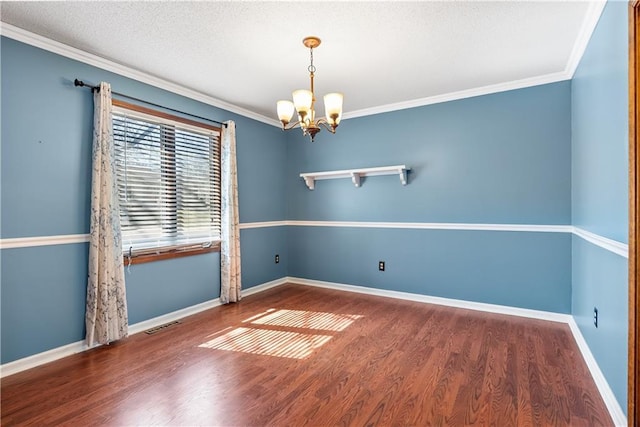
[{"xmin": 112, "ymin": 99, "xmax": 222, "ymax": 265}]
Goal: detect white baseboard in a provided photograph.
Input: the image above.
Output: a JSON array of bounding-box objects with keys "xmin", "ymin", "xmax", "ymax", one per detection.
[
  {"xmin": 287, "ymin": 276, "xmax": 571, "ymax": 323},
  {"xmin": 567, "ymin": 318, "xmax": 627, "ymax": 426},
  {"xmin": 127, "ymin": 299, "xmax": 223, "ymax": 336},
  {"xmin": 129, "ymin": 277, "xmax": 286, "ymax": 335},
  {"xmin": 243, "ymin": 277, "xmax": 288, "ymax": 297},
  {"xmin": 0, "ymin": 277, "xmax": 287, "ymax": 378},
  {"xmin": 1, "ymin": 275, "xmax": 626, "ymax": 426},
  {"xmin": 287, "ymin": 276, "xmax": 625, "ymax": 425},
  {"xmin": 0, "ymin": 340, "xmax": 91, "ymax": 378}
]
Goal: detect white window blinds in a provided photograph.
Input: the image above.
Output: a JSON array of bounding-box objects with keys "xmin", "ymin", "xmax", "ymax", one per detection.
[{"xmin": 112, "ymin": 105, "xmax": 221, "ymax": 254}]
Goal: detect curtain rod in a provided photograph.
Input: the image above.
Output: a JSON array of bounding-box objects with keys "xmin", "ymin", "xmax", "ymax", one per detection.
[{"xmin": 73, "ymin": 79, "xmax": 227, "ymax": 128}]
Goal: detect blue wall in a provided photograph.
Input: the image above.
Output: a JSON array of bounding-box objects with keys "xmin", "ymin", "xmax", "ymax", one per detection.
[
  {"xmin": 286, "ymin": 82, "xmax": 573, "ymax": 313},
  {"xmin": 1, "ymin": 244, "xmax": 88, "ymax": 361},
  {"xmin": 289, "ymin": 227, "xmax": 571, "ymax": 312},
  {"xmin": 571, "ymin": 1, "xmax": 629, "ymax": 413},
  {"xmin": 287, "ymin": 83, "xmax": 571, "ymax": 224},
  {"xmin": 1, "ymin": 5, "xmax": 631, "ymax": 418},
  {"xmin": 0, "ymin": 37, "xmax": 288, "ymax": 363}
]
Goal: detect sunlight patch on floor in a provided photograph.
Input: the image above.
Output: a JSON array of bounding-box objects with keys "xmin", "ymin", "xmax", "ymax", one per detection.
[
  {"xmin": 199, "ymin": 327, "xmax": 332, "ymax": 359},
  {"xmin": 245, "ymin": 309, "xmax": 364, "ymax": 332}
]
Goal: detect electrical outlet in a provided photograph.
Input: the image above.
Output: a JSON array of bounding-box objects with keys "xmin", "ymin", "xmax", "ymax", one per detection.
[
  {"xmin": 594, "ymin": 307, "xmax": 598, "ymax": 328},
  {"xmin": 378, "ymin": 261, "xmax": 385, "ymax": 271},
  {"xmin": 275, "ymin": 254, "xmax": 280, "ymax": 264}
]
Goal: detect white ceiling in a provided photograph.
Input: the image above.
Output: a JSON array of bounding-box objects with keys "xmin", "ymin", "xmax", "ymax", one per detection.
[{"xmin": 1, "ymin": 1, "xmax": 603, "ymax": 124}]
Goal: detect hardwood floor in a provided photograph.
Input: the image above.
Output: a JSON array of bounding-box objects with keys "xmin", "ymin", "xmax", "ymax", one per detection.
[{"xmin": 1, "ymin": 283, "xmax": 612, "ymax": 426}]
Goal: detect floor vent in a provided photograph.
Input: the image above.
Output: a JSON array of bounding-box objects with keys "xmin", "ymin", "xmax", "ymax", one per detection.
[{"xmin": 145, "ymin": 320, "xmax": 181, "ymax": 335}]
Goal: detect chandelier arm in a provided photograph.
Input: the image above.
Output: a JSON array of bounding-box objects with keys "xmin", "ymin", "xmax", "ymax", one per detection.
[
  {"xmin": 316, "ymin": 119, "xmax": 337, "ymax": 134},
  {"xmin": 281, "ymin": 120, "xmax": 303, "ymax": 131}
]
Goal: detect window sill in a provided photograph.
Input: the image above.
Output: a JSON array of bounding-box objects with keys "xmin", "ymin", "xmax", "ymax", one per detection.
[{"xmin": 124, "ymin": 242, "xmax": 221, "ymax": 265}]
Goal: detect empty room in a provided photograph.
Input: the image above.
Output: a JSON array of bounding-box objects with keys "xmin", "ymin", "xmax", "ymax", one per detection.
[{"xmin": 0, "ymin": 1, "xmax": 635, "ymax": 425}]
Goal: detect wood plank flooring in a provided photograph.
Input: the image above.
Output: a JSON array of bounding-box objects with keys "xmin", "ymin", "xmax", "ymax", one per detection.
[{"xmin": 1, "ymin": 283, "xmax": 612, "ymax": 426}]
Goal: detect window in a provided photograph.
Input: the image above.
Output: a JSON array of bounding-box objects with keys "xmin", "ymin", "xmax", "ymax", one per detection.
[{"xmin": 112, "ymin": 100, "xmax": 221, "ymax": 264}]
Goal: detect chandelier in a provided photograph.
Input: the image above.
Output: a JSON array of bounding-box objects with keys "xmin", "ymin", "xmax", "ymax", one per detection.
[{"xmin": 276, "ymin": 36, "xmax": 344, "ymax": 142}]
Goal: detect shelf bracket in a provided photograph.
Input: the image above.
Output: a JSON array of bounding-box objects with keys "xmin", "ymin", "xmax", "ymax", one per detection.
[
  {"xmin": 303, "ymin": 176, "xmax": 315, "ymax": 190},
  {"xmin": 399, "ymin": 168, "xmax": 407, "ymax": 185},
  {"xmin": 350, "ymin": 172, "xmax": 361, "ymax": 187}
]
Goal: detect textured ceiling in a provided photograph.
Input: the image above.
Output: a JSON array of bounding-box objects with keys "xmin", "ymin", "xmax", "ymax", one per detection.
[{"xmin": 1, "ymin": 1, "xmax": 600, "ymax": 123}]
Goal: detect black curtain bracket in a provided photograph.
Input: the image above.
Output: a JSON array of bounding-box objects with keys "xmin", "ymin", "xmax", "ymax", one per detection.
[{"xmin": 74, "ymin": 78, "xmax": 99, "ymax": 92}]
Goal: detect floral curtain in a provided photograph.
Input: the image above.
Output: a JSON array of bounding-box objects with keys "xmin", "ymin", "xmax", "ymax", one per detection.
[
  {"xmin": 220, "ymin": 120, "xmax": 242, "ymax": 303},
  {"xmin": 85, "ymin": 82, "xmax": 129, "ymax": 346}
]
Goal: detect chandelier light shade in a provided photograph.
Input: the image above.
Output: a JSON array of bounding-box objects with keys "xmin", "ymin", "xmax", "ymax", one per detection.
[
  {"xmin": 277, "ymin": 100, "xmax": 295, "ymax": 123},
  {"xmin": 276, "ymin": 36, "xmax": 343, "ymax": 142},
  {"xmin": 323, "ymin": 92, "xmax": 343, "ymax": 126}
]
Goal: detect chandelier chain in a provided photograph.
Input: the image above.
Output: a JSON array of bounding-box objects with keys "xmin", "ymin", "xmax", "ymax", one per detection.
[{"xmin": 308, "ymin": 47, "xmax": 316, "ymax": 74}]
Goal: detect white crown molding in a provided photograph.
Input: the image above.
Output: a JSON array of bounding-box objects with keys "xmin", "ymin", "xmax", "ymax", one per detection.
[
  {"xmin": 572, "ymin": 226, "xmax": 628, "ymax": 258},
  {"xmin": 0, "ymin": 23, "xmax": 280, "ymax": 128},
  {"xmin": 341, "ymin": 0, "xmax": 605, "ymax": 121},
  {"xmin": 0, "ymin": 233, "xmax": 90, "ymax": 249},
  {"xmin": 342, "ymin": 71, "xmax": 570, "ymax": 120},
  {"xmin": 289, "ymin": 276, "xmax": 571, "ymax": 323},
  {"xmin": 286, "ymin": 220, "xmax": 572, "ymax": 233},
  {"xmin": 2, "ymin": 2, "xmax": 603, "ymax": 126},
  {"xmin": 565, "ymin": 0, "xmax": 607, "ymax": 78},
  {"xmin": 340, "ymin": 0, "xmax": 604, "ymax": 121},
  {"xmin": 238, "ymin": 221, "xmax": 288, "ymax": 230},
  {"xmin": 0, "ymin": 277, "xmax": 287, "ymax": 378},
  {"xmin": 567, "ymin": 318, "xmax": 627, "ymax": 426}
]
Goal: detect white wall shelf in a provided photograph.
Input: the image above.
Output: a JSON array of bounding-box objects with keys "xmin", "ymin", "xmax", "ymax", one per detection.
[{"xmin": 300, "ymin": 165, "xmax": 410, "ymax": 190}]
